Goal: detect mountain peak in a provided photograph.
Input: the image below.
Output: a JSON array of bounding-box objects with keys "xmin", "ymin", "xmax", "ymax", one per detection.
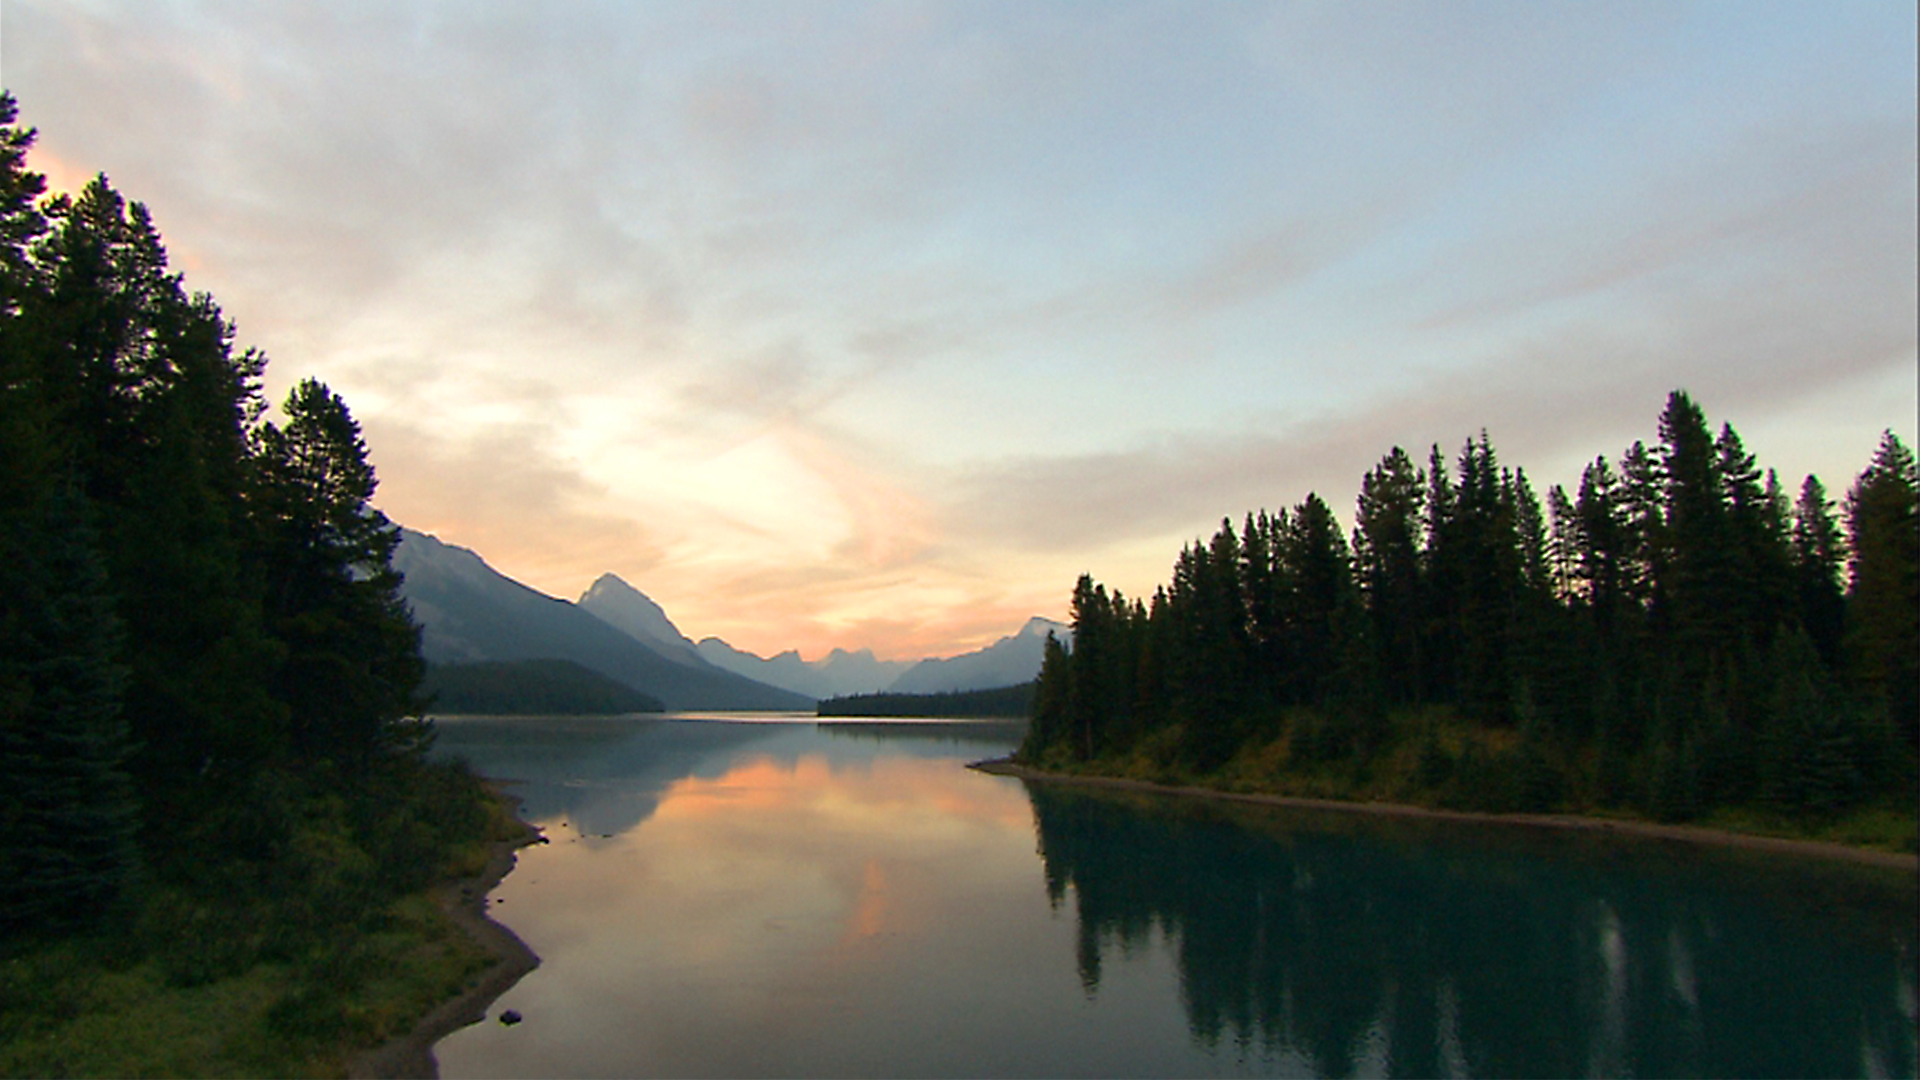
[
  {"xmin": 1020, "ymin": 616, "xmax": 1070, "ymax": 639},
  {"xmin": 576, "ymin": 574, "xmax": 702, "ymax": 666},
  {"xmin": 582, "ymin": 572, "xmax": 648, "ymax": 604}
]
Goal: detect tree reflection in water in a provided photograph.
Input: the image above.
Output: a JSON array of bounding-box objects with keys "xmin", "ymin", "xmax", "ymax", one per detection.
[{"xmin": 1026, "ymin": 784, "xmax": 1917, "ymax": 1079}]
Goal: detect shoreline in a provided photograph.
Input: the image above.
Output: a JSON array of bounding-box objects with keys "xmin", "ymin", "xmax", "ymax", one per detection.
[
  {"xmin": 972, "ymin": 758, "xmax": 1919, "ymax": 873},
  {"xmin": 348, "ymin": 786, "xmax": 544, "ymax": 1080}
]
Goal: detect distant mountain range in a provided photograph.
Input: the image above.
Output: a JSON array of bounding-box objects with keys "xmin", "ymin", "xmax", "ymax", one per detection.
[
  {"xmin": 692, "ymin": 617, "xmax": 1071, "ymax": 698},
  {"xmin": 394, "ymin": 530, "xmax": 809, "ymax": 711},
  {"xmin": 692, "ymin": 638, "xmax": 914, "ymax": 700},
  {"xmin": 885, "ymin": 616, "xmax": 1068, "ymax": 694},
  {"xmin": 394, "ymin": 528, "xmax": 1068, "ymax": 710}
]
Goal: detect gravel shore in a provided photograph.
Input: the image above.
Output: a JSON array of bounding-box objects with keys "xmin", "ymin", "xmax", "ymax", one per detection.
[{"xmin": 348, "ymin": 790, "xmax": 543, "ymax": 1080}]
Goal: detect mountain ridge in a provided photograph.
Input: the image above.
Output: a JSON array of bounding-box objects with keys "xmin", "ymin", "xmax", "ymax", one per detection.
[
  {"xmin": 582, "ymin": 569, "xmax": 1069, "ymax": 697},
  {"xmin": 399, "ymin": 544, "xmax": 1066, "ymax": 706},
  {"xmin": 394, "ymin": 530, "xmax": 811, "ymax": 711}
]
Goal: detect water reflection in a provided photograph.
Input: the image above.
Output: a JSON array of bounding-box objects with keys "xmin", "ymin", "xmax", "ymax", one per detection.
[
  {"xmin": 429, "ymin": 719, "xmax": 1916, "ymax": 1078},
  {"xmin": 435, "ymin": 719, "xmax": 1208, "ymax": 1079},
  {"xmin": 1028, "ymin": 784, "xmax": 1918, "ymax": 1078}
]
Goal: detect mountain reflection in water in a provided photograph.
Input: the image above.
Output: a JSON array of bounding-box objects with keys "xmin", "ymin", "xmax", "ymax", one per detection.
[{"xmin": 431, "ymin": 718, "xmax": 1916, "ymax": 1079}]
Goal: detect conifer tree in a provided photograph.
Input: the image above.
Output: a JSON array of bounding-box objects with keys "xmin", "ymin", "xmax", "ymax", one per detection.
[
  {"xmin": 17, "ymin": 173, "xmax": 284, "ymax": 813},
  {"xmin": 1843, "ymin": 433, "xmax": 1919, "ymax": 756},
  {"xmin": 1277, "ymin": 495, "xmax": 1352, "ymax": 709},
  {"xmin": 252, "ymin": 379, "xmax": 427, "ymax": 770},
  {"xmin": 0, "ymin": 483, "xmax": 141, "ymax": 930},
  {"xmin": 1355, "ymin": 448, "xmax": 1425, "ymax": 704},
  {"xmin": 1789, "ymin": 475, "xmax": 1847, "ymax": 667},
  {"xmin": 1545, "ymin": 484, "xmax": 1580, "ymax": 605},
  {"xmin": 1421, "ymin": 444, "xmax": 1461, "ymax": 704},
  {"xmin": 1022, "ymin": 632, "xmax": 1072, "ymax": 763}
]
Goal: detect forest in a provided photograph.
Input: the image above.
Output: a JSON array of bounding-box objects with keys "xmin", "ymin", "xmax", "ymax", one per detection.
[
  {"xmin": 1021, "ymin": 391, "xmax": 1917, "ymax": 840},
  {"xmin": 0, "ymin": 94, "xmax": 506, "ymax": 1071},
  {"xmin": 424, "ymin": 659, "xmax": 666, "ymax": 715}
]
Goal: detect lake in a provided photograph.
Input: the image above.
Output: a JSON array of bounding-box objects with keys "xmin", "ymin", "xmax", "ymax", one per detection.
[{"xmin": 429, "ymin": 715, "xmax": 1916, "ymax": 1078}]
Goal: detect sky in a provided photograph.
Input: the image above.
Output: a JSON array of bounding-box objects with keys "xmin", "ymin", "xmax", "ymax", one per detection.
[{"xmin": 3, "ymin": 1, "xmax": 1914, "ymax": 661}]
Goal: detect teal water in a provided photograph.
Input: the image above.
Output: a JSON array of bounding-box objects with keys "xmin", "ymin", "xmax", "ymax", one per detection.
[{"xmin": 430, "ymin": 716, "xmax": 1916, "ymax": 1078}]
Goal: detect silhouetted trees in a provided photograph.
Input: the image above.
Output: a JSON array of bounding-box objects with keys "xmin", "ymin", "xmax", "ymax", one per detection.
[
  {"xmin": 1020, "ymin": 389, "xmax": 1917, "ymax": 824},
  {"xmin": 0, "ymin": 93, "xmax": 472, "ymax": 939},
  {"xmin": 818, "ymin": 682, "xmax": 1032, "ymax": 718}
]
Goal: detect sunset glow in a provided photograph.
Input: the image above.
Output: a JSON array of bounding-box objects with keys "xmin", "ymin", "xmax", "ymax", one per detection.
[{"xmin": 6, "ymin": 2, "xmax": 1912, "ymax": 660}]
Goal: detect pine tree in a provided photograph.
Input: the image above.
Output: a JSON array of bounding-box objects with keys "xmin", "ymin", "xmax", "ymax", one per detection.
[
  {"xmin": 1790, "ymin": 476, "xmax": 1847, "ymax": 667},
  {"xmin": 1021, "ymin": 632, "xmax": 1072, "ymax": 763},
  {"xmin": 1421, "ymin": 444, "xmax": 1461, "ymax": 705},
  {"xmin": 1656, "ymin": 391, "xmax": 1725, "ymax": 657},
  {"xmin": 18, "ymin": 174, "xmax": 284, "ymax": 813},
  {"xmin": 252, "ymin": 379, "xmax": 427, "ymax": 771},
  {"xmin": 1842, "ymin": 433, "xmax": 1919, "ymax": 757},
  {"xmin": 1278, "ymin": 494, "xmax": 1353, "ymax": 709},
  {"xmin": 1355, "ymin": 448, "xmax": 1425, "ymax": 705},
  {"xmin": 1758, "ymin": 624, "xmax": 1862, "ymax": 815},
  {"xmin": 0, "ymin": 484, "xmax": 141, "ymax": 931}
]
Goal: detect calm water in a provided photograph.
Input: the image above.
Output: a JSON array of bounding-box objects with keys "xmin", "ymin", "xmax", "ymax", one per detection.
[{"xmin": 429, "ymin": 715, "xmax": 1916, "ymax": 1078}]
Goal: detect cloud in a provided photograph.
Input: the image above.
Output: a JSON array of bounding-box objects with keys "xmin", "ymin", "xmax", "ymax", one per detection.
[
  {"xmin": 1410, "ymin": 117, "xmax": 1917, "ymax": 338},
  {"xmin": 946, "ymin": 284, "xmax": 1913, "ymax": 566},
  {"xmin": 8, "ymin": 1, "xmax": 1911, "ymax": 661},
  {"xmin": 360, "ymin": 414, "xmax": 665, "ymax": 598}
]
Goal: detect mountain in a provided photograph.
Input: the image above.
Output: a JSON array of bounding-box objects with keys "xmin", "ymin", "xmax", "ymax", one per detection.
[
  {"xmin": 694, "ymin": 617, "xmax": 1070, "ymax": 698},
  {"xmin": 694, "ymin": 639, "xmax": 913, "ymax": 700},
  {"xmin": 885, "ymin": 617, "xmax": 1071, "ymax": 695},
  {"xmin": 574, "ymin": 575, "xmax": 913, "ymax": 698},
  {"xmin": 577, "ymin": 573, "xmax": 705, "ymax": 667},
  {"xmin": 393, "ymin": 530, "xmax": 812, "ymax": 711}
]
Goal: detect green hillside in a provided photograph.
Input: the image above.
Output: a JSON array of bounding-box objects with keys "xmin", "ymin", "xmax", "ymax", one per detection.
[{"xmin": 425, "ymin": 659, "xmax": 666, "ymax": 715}]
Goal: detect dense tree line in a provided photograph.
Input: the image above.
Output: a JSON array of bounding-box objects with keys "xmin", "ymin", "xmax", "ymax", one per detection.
[
  {"xmin": 1022, "ymin": 391, "xmax": 1917, "ymax": 823},
  {"xmin": 817, "ymin": 682, "xmax": 1036, "ymax": 718},
  {"xmin": 0, "ymin": 94, "xmax": 489, "ymax": 948}
]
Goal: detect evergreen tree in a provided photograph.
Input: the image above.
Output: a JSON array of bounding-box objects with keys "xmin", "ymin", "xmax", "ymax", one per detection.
[
  {"xmin": 1022, "ymin": 632, "xmax": 1072, "ymax": 762},
  {"xmin": 1449, "ymin": 435, "xmax": 1518, "ymax": 723},
  {"xmin": 0, "ymin": 483, "xmax": 141, "ymax": 930},
  {"xmin": 1240, "ymin": 510, "xmax": 1282, "ymax": 709},
  {"xmin": 1421, "ymin": 444, "xmax": 1462, "ymax": 705},
  {"xmin": 1355, "ymin": 448, "xmax": 1425, "ymax": 705},
  {"xmin": 19, "ymin": 173, "xmax": 284, "ymax": 813},
  {"xmin": 1790, "ymin": 475, "xmax": 1847, "ymax": 668},
  {"xmin": 1065, "ymin": 575, "xmax": 1112, "ymax": 761},
  {"xmin": 1714, "ymin": 424, "xmax": 1792, "ymax": 654},
  {"xmin": 1617, "ymin": 440, "xmax": 1666, "ymax": 620},
  {"xmin": 1177, "ymin": 523, "xmax": 1253, "ymax": 767},
  {"xmin": 1276, "ymin": 495, "xmax": 1353, "ymax": 709},
  {"xmin": 1656, "ymin": 391, "xmax": 1725, "ymax": 657},
  {"xmin": 252, "ymin": 379, "xmax": 428, "ymax": 770},
  {"xmin": 0, "ymin": 91, "xmax": 489, "ymax": 956},
  {"xmin": 1017, "ymin": 390, "xmax": 1912, "ymax": 826},
  {"xmin": 1843, "ymin": 433, "xmax": 1919, "ymax": 755},
  {"xmin": 1758, "ymin": 623, "xmax": 1862, "ymax": 815},
  {"xmin": 1545, "ymin": 484, "xmax": 1580, "ymax": 605}
]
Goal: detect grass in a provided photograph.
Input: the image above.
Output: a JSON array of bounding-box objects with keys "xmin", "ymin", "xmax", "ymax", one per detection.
[
  {"xmin": 0, "ymin": 894, "xmax": 494, "ymax": 1078},
  {"xmin": 0, "ymin": 774, "xmax": 525, "ymax": 1079},
  {"xmin": 1696, "ymin": 798, "xmax": 1918, "ymax": 854}
]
